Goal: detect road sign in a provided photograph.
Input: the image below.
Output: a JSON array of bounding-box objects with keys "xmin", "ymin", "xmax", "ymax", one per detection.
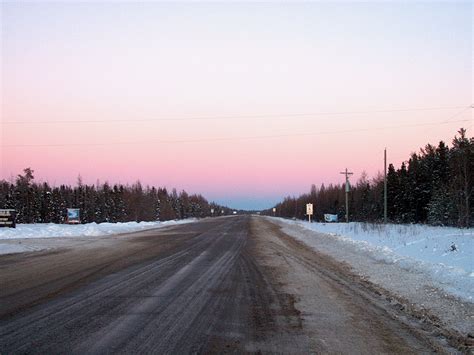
[
  {"xmin": 324, "ymin": 214, "xmax": 338, "ymax": 222},
  {"xmin": 306, "ymin": 203, "xmax": 313, "ymax": 223},
  {"xmin": 211, "ymin": 208, "xmax": 214, "ymax": 214},
  {"xmin": 0, "ymin": 209, "xmax": 16, "ymax": 228},
  {"xmin": 67, "ymin": 208, "xmax": 80, "ymax": 224}
]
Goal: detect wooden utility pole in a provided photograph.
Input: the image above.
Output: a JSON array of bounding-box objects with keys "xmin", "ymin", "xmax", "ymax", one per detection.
[
  {"xmin": 384, "ymin": 148, "xmax": 387, "ymax": 223},
  {"xmin": 340, "ymin": 168, "xmax": 353, "ymax": 223}
]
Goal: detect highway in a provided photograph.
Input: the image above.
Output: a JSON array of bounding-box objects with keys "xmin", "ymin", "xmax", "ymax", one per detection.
[{"xmin": 0, "ymin": 216, "xmax": 457, "ymax": 353}]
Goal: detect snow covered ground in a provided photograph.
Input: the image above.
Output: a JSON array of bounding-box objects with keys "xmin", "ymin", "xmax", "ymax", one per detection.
[
  {"xmin": 0, "ymin": 219, "xmax": 197, "ymax": 255},
  {"xmin": 269, "ymin": 217, "xmax": 474, "ymax": 335},
  {"xmin": 271, "ymin": 218, "xmax": 473, "ymax": 302}
]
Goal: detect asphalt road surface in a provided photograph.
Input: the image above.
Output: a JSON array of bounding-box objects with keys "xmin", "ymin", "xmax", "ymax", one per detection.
[{"xmin": 0, "ymin": 216, "xmax": 462, "ymax": 353}]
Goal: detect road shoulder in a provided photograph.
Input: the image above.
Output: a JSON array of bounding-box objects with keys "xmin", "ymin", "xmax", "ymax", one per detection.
[{"xmin": 254, "ymin": 216, "xmax": 473, "ymax": 353}]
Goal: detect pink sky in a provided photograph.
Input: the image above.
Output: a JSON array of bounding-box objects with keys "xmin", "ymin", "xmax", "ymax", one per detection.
[{"xmin": 1, "ymin": 2, "xmax": 472, "ymax": 209}]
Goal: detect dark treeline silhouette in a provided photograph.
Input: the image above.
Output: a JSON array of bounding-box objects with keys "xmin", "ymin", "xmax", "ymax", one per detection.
[
  {"xmin": 0, "ymin": 171, "xmax": 232, "ymax": 224},
  {"xmin": 265, "ymin": 129, "xmax": 473, "ymax": 227}
]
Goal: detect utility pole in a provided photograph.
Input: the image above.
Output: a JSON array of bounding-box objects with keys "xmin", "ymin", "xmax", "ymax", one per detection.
[
  {"xmin": 384, "ymin": 148, "xmax": 387, "ymax": 223},
  {"xmin": 340, "ymin": 168, "xmax": 353, "ymax": 223}
]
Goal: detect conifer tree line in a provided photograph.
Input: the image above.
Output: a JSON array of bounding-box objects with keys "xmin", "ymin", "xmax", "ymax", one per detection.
[
  {"xmin": 0, "ymin": 171, "xmax": 232, "ymax": 224},
  {"xmin": 266, "ymin": 129, "xmax": 473, "ymax": 227}
]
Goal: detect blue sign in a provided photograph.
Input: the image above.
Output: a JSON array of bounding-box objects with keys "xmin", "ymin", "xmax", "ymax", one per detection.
[
  {"xmin": 67, "ymin": 208, "xmax": 80, "ymax": 224},
  {"xmin": 324, "ymin": 214, "xmax": 338, "ymax": 222}
]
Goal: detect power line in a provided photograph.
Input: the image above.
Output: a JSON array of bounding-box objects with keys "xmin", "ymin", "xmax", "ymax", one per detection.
[
  {"xmin": 1, "ymin": 105, "xmax": 469, "ymax": 125},
  {"xmin": 2, "ymin": 118, "xmax": 470, "ymax": 148},
  {"xmin": 441, "ymin": 105, "xmax": 472, "ymax": 124},
  {"xmin": 422, "ymin": 105, "xmax": 472, "ymax": 136}
]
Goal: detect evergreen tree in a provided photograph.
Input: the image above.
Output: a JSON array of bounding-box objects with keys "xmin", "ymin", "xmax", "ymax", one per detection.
[{"xmin": 267, "ymin": 129, "xmax": 472, "ymax": 227}]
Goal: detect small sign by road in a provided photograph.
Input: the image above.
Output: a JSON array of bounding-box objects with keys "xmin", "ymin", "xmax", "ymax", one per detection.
[
  {"xmin": 0, "ymin": 209, "xmax": 16, "ymax": 228},
  {"xmin": 67, "ymin": 208, "xmax": 80, "ymax": 224},
  {"xmin": 306, "ymin": 203, "xmax": 313, "ymax": 223}
]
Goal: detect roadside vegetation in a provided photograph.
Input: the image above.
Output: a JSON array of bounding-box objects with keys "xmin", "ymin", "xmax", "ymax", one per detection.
[
  {"xmin": 0, "ymin": 171, "xmax": 231, "ymax": 224},
  {"xmin": 267, "ymin": 129, "xmax": 473, "ymax": 227}
]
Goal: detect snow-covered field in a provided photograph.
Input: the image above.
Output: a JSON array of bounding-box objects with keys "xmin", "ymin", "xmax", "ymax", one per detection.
[
  {"xmin": 271, "ymin": 218, "xmax": 473, "ymax": 302},
  {"xmin": 0, "ymin": 219, "xmax": 197, "ymax": 255}
]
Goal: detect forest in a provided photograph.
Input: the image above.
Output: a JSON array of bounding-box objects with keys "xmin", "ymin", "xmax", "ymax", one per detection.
[
  {"xmin": 265, "ymin": 129, "xmax": 473, "ymax": 227},
  {"xmin": 0, "ymin": 172, "xmax": 231, "ymax": 224},
  {"xmin": 1, "ymin": 129, "xmax": 472, "ymax": 227}
]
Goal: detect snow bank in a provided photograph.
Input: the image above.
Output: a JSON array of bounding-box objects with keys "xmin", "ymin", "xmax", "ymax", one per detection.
[
  {"xmin": 0, "ymin": 219, "xmax": 196, "ymax": 241},
  {"xmin": 272, "ymin": 218, "xmax": 473, "ymax": 302}
]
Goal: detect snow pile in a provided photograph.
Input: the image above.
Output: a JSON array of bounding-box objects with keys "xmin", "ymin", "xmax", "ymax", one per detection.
[
  {"xmin": 273, "ymin": 218, "xmax": 473, "ymax": 301},
  {"xmin": 0, "ymin": 219, "xmax": 196, "ymax": 240}
]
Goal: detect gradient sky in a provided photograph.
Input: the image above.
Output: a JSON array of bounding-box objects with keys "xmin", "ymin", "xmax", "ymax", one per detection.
[{"xmin": 1, "ymin": 1, "xmax": 472, "ymax": 210}]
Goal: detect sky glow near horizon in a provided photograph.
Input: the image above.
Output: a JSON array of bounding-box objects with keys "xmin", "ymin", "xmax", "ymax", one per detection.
[{"xmin": 1, "ymin": 1, "xmax": 472, "ymax": 210}]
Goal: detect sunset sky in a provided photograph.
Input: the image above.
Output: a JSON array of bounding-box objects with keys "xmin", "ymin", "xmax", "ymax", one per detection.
[{"xmin": 1, "ymin": 1, "xmax": 472, "ymax": 210}]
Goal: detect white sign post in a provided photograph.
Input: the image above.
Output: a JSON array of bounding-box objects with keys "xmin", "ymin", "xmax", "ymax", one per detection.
[
  {"xmin": 272, "ymin": 207, "xmax": 276, "ymax": 216},
  {"xmin": 210, "ymin": 208, "xmax": 214, "ymax": 216},
  {"xmin": 306, "ymin": 203, "xmax": 313, "ymax": 223}
]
